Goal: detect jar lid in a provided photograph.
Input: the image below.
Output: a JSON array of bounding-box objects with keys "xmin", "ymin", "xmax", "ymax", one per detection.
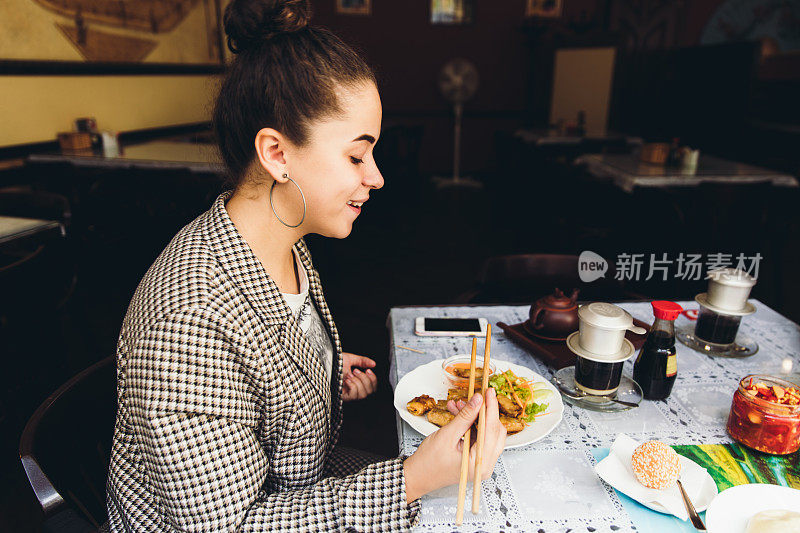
[
  {"xmin": 578, "ymin": 302, "xmax": 634, "ymax": 330},
  {"xmin": 652, "ymin": 300, "xmax": 683, "ymax": 321},
  {"xmin": 707, "ymin": 268, "xmax": 756, "ymax": 288}
]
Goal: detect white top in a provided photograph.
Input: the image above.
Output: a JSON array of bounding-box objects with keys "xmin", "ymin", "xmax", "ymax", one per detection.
[{"xmin": 281, "ymin": 249, "xmax": 334, "ymax": 383}]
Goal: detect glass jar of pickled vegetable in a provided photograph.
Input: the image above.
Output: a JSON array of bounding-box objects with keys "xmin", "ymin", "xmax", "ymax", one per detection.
[{"xmin": 726, "ymin": 374, "xmax": 800, "ymax": 455}]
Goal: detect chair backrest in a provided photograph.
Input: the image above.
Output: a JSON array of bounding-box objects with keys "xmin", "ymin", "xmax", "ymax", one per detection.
[{"xmin": 19, "ymin": 357, "xmax": 116, "ymax": 530}]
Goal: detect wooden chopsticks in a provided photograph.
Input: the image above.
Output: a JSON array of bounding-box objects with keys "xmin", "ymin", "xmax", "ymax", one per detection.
[
  {"xmin": 455, "ymin": 324, "xmax": 492, "ymax": 524},
  {"xmin": 455, "ymin": 337, "xmax": 477, "ymax": 525},
  {"xmin": 473, "ymin": 323, "xmax": 491, "ymax": 514}
]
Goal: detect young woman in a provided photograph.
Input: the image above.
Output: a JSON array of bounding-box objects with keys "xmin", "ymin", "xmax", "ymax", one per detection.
[{"xmin": 106, "ymin": 1, "xmax": 506, "ymax": 530}]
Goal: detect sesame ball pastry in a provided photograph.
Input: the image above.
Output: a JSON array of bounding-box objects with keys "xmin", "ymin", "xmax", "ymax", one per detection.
[{"xmin": 631, "ymin": 440, "xmax": 682, "ymax": 489}]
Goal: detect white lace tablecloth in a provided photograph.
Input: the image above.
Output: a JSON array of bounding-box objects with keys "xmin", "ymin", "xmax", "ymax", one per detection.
[{"xmin": 388, "ymin": 300, "xmax": 800, "ymax": 532}]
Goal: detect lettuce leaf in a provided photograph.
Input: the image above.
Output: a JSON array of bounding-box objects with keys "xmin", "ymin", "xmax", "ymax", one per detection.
[{"xmin": 524, "ymin": 402, "xmax": 548, "ymax": 422}]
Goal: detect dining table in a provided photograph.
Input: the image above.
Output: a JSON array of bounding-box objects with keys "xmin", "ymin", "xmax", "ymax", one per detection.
[
  {"xmin": 26, "ymin": 140, "xmax": 224, "ymax": 175},
  {"xmin": 388, "ymin": 300, "xmax": 800, "ymax": 532},
  {"xmin": 0, "ymin": 215, "xmax": 63, "ymax": 247},
  {"xmin": 576, "ymin": 153, "xmax": 798, "ymax": 193}
]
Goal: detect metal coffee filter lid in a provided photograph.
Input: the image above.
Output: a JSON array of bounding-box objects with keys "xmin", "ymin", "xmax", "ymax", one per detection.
[
  {"xmin": 578, "ymin": 302, "xmax": 635, "ymax": 330},
  {"xmin": 707, "ymin": 268, "xmax": 756, "ymax": 288}
]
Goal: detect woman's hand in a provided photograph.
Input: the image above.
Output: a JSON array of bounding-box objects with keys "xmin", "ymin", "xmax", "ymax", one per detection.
[
  {"xmin": 341, "ymin": 352, "xmax": 378, "ymax": 401},
  {"xmin": 402, "ymin": 388, "xmax": 507, "ymax": 503}
]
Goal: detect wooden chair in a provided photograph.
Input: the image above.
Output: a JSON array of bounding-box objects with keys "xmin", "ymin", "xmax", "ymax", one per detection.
[{"xmin": 19, "ymin": 357, "xmax": 116, "ymax": 532}]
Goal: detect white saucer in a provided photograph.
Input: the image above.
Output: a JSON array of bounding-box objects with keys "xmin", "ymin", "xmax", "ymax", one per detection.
[
  {"xmin": 705, "ymin": 484, "xmax": 800, "ymax": 533},
  {"xmin": 696, "ymin": 293, "xmax": 756, "ymax": 316},
  {"xmin": 566, "ymin": 331, "xmax": 635, "ymax": 362}
]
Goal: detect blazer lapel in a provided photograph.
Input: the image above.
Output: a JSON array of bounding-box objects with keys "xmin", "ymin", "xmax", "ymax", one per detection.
[
  {"xmin": 278, "ymin": 313, "xmax": 331, "ymax": 413},
  {"xmin": 203, "ymin": 192, "xmax": 331, "ymax": 408},
  {"xmin": 294, "ymin": 240, "xmax": 343, "ymax": 445}
]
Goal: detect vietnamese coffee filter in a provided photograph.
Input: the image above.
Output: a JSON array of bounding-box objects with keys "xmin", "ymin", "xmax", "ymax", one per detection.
[
  {"xmin": 577, "ymin": 303, "xmax": 646, "ymax": 357},
  {"xmin": 706, "ymin": 268, "xmax": 756, "ymax": 313}
]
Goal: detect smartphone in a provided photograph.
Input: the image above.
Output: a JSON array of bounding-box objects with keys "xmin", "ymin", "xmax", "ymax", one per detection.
[{"xmin": 414, "ymin": 317, "xmax": 489, "ymax": 337}]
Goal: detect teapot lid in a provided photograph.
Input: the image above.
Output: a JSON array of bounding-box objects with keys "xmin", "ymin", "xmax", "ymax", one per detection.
[
  {"xmin": 541, "ymin": 288, "xmax": 578, "ymax": 309},
  {"xmin": 578, "ymin": 302, "xmax": 634, "ymax": 330}
]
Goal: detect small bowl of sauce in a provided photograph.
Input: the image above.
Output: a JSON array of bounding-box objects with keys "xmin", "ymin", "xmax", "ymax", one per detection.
[{"xmin": 441, "ymin": 354, "xmax": 496, "ymax": 389}]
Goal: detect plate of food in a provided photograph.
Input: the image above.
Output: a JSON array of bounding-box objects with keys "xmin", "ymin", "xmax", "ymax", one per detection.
[{"xmin": 394, "ymin": 356, "xmax": 564, "ymax": 448}]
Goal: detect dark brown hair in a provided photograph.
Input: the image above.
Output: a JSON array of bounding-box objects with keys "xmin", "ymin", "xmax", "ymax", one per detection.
[{"xmin": 213, "ymin": 0, "xmax": 376, "ymax": 187}]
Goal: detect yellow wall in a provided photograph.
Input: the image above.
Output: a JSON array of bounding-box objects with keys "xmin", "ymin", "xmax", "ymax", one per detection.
[
  {"xmin": 550, "ymin": 47, "xmax": 617, "ymax": 137},
  {"xmin": 0, "ymin": 74, "xmax": 222, "ymax": 147}
]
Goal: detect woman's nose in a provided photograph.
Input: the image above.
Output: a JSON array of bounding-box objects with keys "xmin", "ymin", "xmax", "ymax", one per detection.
[{"xmin": 364, "ymin": 159, "xmax": 384, "ymax": 190}]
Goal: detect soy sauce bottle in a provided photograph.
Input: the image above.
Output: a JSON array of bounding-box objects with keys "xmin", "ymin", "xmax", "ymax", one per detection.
[{"xmin": 634, "ymin": 301, "xmax": 683, "ymax": 400}]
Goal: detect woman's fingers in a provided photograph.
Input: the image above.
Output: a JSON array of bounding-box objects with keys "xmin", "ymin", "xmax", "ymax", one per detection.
[
  {"xmin": 446, "ymin": 399, "xmax": 466, "ymax": 415},
  {"xmin": 476, "ymin": 388, "xmax": 506, "ymax": 480},
  {"xmin": 352, "ymin": 368, "xmax": 376, "ymax": 395},
  {"xmin": 364, "ymin": 368, "xmax": 378, "ymax": 391},
  {"xmin": 350, "ymin": 374, "xmax": 368, "ymax": 399},
  {"xmin": 345, "ymin": 353, "xmax": 377, "ymax": 369},
  {"xmin": 443, "ymin": 393, "xmax": 482, "ymax": 441}
]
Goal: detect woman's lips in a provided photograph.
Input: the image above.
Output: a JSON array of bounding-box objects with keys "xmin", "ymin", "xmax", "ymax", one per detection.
[{"xmin": 346, "ymin": 198, "xmax": 367, "ymax": 215}]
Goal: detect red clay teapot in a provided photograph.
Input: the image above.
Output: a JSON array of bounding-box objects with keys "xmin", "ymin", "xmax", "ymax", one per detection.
[{"xmin": 527, "ymin": 288, "xmax": 580, "ymax": 340}]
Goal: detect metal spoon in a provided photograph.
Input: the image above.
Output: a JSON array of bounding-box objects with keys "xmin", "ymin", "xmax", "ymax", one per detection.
[
  {"xmin": 677, "ymin": 479, "xmax": 706, "ymax": 531},
  {"xmin": 586, "ymin": 395, "xmax": 640, "ymax": 408}
]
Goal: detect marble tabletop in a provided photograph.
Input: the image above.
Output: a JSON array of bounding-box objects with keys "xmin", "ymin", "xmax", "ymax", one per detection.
[
  {"xmin": 576, "ymin": 153, "xmax": 797, "ymax": 193},
  {"xmin": 0, "ymin": 215, "xmax": 62, "ymax": 246},
  {"xmin": 388, "ymin": 301, "xmax": 800, "ymax": 532}
]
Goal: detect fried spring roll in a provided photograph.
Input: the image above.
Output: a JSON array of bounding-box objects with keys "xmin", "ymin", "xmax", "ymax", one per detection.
[
  {"xmin": 448, "ymin": 388, "xmax": 468, "ymax": 402},
  {"xmin": 496, "ymin": 393, "xmax": 523, "ymax": 417},
  {"xmin": 427, "ymin": 408, "xmax": 455, "ymax": 427},
  {"xmin": 436, "ymin": 400, "xmax": 449, "ymax": 410},
  {"xmin": 451, "ymin": 366, "xmax": 486, "ymax": 380},
  {"xmin": 499, "ymin": 415, "xmax": 525, "ymax": 435},
  {"xmin": 406, "ymin": 394, "xmax": 436, "ymax": 416}
]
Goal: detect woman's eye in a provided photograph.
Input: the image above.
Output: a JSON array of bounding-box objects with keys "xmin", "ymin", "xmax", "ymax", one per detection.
[{"xmin": 350, "ymin": 156, "xmax": 364, "ymax": 165}]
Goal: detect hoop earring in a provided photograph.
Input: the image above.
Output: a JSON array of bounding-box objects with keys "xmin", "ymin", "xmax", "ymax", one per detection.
[{"xmin": 269, "ymin": 173, "xmax": 307, "ymax": 228}]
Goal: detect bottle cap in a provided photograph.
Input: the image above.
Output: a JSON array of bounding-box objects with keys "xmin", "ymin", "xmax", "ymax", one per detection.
[{"xmin": 651, "ymin": 301, "xmax": 682, "ymax": 321}]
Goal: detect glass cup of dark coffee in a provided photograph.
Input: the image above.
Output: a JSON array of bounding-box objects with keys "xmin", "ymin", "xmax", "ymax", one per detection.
[
  {"xmin": 691, "ymin": 268, "xmax": 757, "ymax": 348},
  {"xmin": 574, "ymin": 352, "xmax": 627, "ymax": 395},
  {"xmin": 694, "ymin": 306, "xmax": 742, "ymax": 347}
]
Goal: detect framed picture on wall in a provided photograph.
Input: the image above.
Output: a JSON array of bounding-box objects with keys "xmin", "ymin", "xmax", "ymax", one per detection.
[
  {"xmin": 0, "ymin": 0, "xmax": 225, "ymax": 74},
  {"xmin": 336, "ymin": 0, "xmax": 372, "ymax": 16},
  {"xmin": 431, "ymin": 0, "xmax": 475, "ymax": 25},
  {"xmin": 525, "ymin": 0, "xmax": 563, "ymax": 18}
]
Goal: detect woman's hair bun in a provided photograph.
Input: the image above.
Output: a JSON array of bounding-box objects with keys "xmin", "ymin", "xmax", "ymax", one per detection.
[{"xmin": 224, "ymin": 0, "xmax": 312, "ymax": 54}]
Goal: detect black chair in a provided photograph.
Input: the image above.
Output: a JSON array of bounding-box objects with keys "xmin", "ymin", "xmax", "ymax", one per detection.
[
  {"xmin": 454, "ymin": 253, "xmax": 645, "ymax": 304},
  {"xmin": 19, "ymin": 356, "xmax": 116, "ymax": 532}
]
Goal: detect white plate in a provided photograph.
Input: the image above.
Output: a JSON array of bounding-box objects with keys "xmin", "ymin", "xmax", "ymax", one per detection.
[
  {"xmin": 641, "ymin": 457, "xmax": 718, "ymax": 514},
  {"xmin": 393, "ymin": 359, "xmax": 564, "ymax": 448},
  {"xmin": 705, "ymin": 484, "xmax": 800, "ymax": 533}
]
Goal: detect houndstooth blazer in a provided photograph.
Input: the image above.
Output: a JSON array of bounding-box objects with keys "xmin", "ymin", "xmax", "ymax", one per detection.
[{"xmin": 106, "ymin": 191, "xmax": 420, "ymax": 532}]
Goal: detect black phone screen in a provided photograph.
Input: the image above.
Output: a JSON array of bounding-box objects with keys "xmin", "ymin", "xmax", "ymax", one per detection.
[{"xmin": 424, "ymin": 318, "xmax": 482, "ymax": 332}]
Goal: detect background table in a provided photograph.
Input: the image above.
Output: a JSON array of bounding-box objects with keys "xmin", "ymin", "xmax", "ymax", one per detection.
[
  {"xmin": 388, "ymin": 301, "xmax": 800, "ymax": 532},
  {"xmin": 576, "ymin": 153, "xmax": 798, "ymax": 193},
  {"xmin": 27, "ymin": 140, "xmax": 224, "ymax": 174},
  {"xmin": 0, "ymin": 216, "xmax": 62, "ymax": 247}
]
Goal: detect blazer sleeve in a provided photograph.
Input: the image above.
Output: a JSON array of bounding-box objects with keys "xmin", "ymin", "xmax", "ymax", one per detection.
[{"xmin": 125, "ymin": 308, "xmax": 420, "ymax": 532}]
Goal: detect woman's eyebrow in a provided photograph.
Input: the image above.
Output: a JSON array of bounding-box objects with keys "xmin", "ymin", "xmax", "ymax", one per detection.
[{"xmin": 351, "ymin": 134, "xmax": 376, "ymax": 144}]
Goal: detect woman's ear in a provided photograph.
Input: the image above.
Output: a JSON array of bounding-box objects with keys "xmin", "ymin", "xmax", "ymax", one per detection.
[{"xmin": 254, "ymin": 128, "xmax": 289, "ymax": 183}]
